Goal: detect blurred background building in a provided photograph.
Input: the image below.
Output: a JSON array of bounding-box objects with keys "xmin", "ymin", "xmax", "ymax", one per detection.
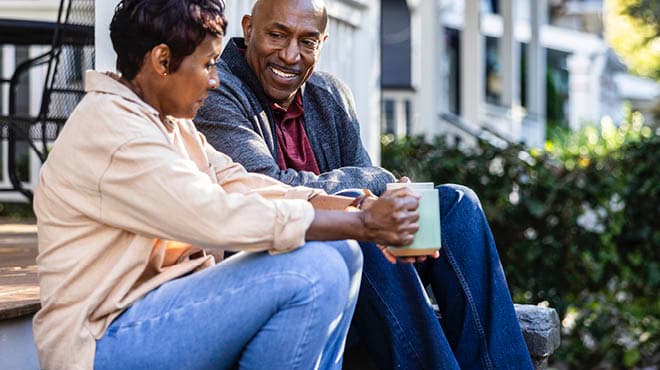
[{"xmin": 381, "ymin": 0, "xmax": 660, "ymax": 148}]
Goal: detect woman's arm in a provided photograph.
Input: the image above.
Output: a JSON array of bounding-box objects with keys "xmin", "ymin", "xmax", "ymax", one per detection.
[{"xmin": 306, "ymin": 188, "xmax": 420, "ymax": 247}]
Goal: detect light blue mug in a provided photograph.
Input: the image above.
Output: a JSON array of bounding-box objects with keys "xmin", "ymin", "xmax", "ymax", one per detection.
[{"xmin": 385, "ymin": 182, "xmax": 442, "ymax": 257}]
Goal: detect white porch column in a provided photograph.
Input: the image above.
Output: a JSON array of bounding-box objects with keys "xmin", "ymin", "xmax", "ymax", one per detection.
[
  {"xmin": 407, "ymin": 0, "xmax": 442, "ymax": 138},
  {"xmin": 461, "ymin": 0, "xmax": 483, "ymax": 125},
  {"xmin": 394, "ymin": 98, "xmax": 407, "ymax": 137},
  {"xmin": 1, "ymin": 46, "xmax": 16, "ymax": 115},
  {"xmin": 527, "ymin": 0, "xmax": 547, "ymax": 121},
  {"xmin": 499, "ymin": 0, "xmax": 519, "ymax": 109},
  {"xmin": 499, "ymin": 0, "xmax": 521, "ymax": 140},
  {"xmin": 567, "ymin": 53, "xmax": 592, "ymax": 129},
  {"xmin": 95, "ymin": 0, "xmax": 119, "ymax": 72}
]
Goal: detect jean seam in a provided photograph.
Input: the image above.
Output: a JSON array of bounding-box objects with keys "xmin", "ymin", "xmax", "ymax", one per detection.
[
  {"xmin": 442, "ymin": 244, "xmax": 494, "ymax": 370},
  {"xmin": 290, "ymin": 277, "xmax": 319, "ymax": 370},
  {"xmin": 363, "ymin": 266, "xmax": 427, "ymax": 370}
]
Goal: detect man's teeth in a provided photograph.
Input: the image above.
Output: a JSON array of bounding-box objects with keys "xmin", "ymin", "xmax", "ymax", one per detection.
[{"xmin": 271, "ymin": 67, "xmax": 296, "ymax": 78}]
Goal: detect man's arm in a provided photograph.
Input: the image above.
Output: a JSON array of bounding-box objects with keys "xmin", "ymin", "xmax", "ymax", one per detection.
[{"xmin": 195, "ymin": 71, "xmax": 395, "ymax": 195}]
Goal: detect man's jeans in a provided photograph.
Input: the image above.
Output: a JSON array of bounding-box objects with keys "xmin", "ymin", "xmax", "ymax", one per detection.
[
  {"xmin": 94, "ymin": 240, "xmax": 362, "ymax": 370},
  {"xmin": 348, "ymin": 184, "xmax": 534, "ymax": 370}
]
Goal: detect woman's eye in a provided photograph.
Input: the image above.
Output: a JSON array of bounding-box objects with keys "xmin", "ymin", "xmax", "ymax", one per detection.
[{"xmin": 205, "ymin": 58, "xmax": 217, "ymax": 70}]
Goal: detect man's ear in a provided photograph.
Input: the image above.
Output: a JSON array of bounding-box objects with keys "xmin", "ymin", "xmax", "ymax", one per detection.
[
  {"xmin": 241, "ymin": 15, "xmax": 252, "ymax": 41},
  {"xmin": 150, "ymin": 43, "xmax": 171, "ymax": 76}
]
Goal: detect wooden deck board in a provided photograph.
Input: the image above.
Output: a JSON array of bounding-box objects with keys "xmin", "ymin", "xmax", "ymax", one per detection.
[{"xmin": 0, "ymin": 224, "xmax": 40, "ymax": 320}]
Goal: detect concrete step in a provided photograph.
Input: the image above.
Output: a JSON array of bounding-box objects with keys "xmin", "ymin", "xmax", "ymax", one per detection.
[{"xmin": 0, "ymin": 225, "xmax": 40, "ymax": 370}]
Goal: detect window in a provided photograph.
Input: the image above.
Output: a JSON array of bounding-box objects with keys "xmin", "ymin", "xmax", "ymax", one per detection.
[
  {"xmin": 383, "ymin": 99, "xmax": 395, "ymax": 134},
  {"xmin": 405, "ymin": 99, "xmax": 412, "ymax": 135}
]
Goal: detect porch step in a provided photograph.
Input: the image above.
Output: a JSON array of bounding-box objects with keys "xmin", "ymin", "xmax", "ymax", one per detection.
[
  {"xmin": 0, "ymin": 227, "xmax": 40, "ymax": 320},
  {"xmin": 0, "ymin": 225, "xmax": 40, "ymax": 370}
]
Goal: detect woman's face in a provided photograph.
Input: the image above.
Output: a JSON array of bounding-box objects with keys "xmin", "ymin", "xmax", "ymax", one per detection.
[{"xmin": 159, "ymin": 34, "xmax": 223, "ymax": 119}]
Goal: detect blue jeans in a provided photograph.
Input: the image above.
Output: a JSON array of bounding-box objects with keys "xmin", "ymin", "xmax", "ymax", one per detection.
[
  {"xmin": 347, "ymin": 184, "xmax": 533, "ymax": 370},
  {"xmin": 94, "ymin": 240, "xmax": 362, "ymax": 370}
]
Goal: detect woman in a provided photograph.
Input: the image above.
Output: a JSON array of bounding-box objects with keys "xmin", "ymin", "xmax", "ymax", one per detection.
[{"xmin": 32, "ymin": 1, "xmax": 420, "ymax": 369}]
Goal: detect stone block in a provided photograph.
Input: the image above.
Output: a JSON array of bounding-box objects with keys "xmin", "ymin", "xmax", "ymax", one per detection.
[{"xmin": 514, "ymin": 304, "xmax": 561, "ymax": 369}]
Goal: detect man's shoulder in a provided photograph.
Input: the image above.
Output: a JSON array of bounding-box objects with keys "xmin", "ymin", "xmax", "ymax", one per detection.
[{"xmin": 216, "ymin": 59, "xmax": 251, "ymax": 93}]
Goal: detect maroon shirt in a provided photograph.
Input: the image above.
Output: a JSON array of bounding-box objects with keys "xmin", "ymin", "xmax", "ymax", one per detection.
[{"xmin": 271, "ymin": 94, "xmax": 321, "ymax": 175}]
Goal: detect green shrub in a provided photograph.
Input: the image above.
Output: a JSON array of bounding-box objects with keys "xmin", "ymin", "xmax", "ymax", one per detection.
[
  {"xmin": 381, "ymin": 110, "xmax": 659, "ymax": 369},
  {"xmin": 0, "ymin": 201, "xmax": 35, "ymax": 221}
]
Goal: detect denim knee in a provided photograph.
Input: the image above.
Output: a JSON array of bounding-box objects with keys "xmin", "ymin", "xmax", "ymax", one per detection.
[
  {"xmin": 295, "ymin": 242, "xmax": 356, "ymax": 310},
  {"xmin": 322, "ymin": 240, "xmax": 363, "ymax": 278},
  {"xmin": 437, "ymin": 183, "xmax": 484, "ymax": 218}
]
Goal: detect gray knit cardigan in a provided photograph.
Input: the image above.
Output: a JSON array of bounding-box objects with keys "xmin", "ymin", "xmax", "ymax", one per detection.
[{"xmin": 195, "ymin": 38, "xmax": 395, "ymax": 195}]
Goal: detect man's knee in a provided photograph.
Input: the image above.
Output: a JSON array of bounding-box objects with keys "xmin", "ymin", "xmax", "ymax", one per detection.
[{"xmin": 438, "ymin": 183, "xmax": 483, "ymax": 217}]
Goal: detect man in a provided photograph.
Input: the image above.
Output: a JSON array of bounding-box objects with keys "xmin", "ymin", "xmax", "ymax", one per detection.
[{"xmin": 195, "ymin": 0, "xmax": 534, "ymax": 369}]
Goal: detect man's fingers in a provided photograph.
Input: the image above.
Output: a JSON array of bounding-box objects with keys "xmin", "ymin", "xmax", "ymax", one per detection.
[{"xmin": 378, "ymin": 245, "xmax": 398, "ymax": 264}]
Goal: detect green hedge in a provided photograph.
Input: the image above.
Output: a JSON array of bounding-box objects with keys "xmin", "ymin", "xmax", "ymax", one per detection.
[{"xmin": 381, "ymin": 110, "xmax": 659, "ymax": 369}]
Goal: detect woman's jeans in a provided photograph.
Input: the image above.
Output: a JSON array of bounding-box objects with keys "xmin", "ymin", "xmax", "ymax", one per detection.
[
  {"xmin": 348, "ymin": 184, "xmax": 534, "ymax": 370},
  {"xmin": 94, "ymin": 240, "xmax": 363, "ymax": 370}
]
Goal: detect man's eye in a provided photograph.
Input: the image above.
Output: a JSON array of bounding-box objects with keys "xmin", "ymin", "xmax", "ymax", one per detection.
[
  {"xmin": 269, "ymin": 32, "xmax": 285, "ymax": 39},
  {"xmin": 302, "ymin": 39, "xmax": 319, "ymax": 49}
]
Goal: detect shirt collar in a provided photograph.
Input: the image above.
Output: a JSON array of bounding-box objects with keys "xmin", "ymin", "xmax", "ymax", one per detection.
[
  {"xmin": 84, "ymin": 70, "xmax": 160, "ymax": 118},
  {"xmin": 270, "ymin": 91, "xmax": 304, "ymax": 117}
]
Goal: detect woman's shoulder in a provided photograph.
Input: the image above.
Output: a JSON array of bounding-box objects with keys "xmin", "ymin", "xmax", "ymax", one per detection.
[{"xmin": 69, "ymin": 89, "xmax": 167, "ymax": 144}]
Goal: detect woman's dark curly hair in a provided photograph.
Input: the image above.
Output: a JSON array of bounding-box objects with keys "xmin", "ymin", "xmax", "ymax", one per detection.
[{"xmin": 110, "ymin": 0, "xmax": 227, "ymax": 80}]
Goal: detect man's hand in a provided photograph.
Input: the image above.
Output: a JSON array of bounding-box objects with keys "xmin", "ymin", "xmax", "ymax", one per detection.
[{"xmin": 375, "ymin": 244, "xmax": 440, "ymax": 264}]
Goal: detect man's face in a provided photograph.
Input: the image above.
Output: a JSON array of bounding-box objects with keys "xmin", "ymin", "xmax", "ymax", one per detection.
[{"xmin": 242, "ymin": 0, "xmax": 327, "ymax": 108}]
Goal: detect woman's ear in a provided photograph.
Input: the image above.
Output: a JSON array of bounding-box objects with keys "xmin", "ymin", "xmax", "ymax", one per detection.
[{"xmin": 150, "ymin": 44, "xmax": 171, "ymax": 76}]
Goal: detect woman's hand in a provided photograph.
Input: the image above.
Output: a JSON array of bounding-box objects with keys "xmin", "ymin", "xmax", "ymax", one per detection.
[
  {"xmin": 305, "ymin": 187, "xmax": 435, "ymax": 266},
  {"xmin": 360, "ymin": 188, "xmax": 420, "ymax": 247}
]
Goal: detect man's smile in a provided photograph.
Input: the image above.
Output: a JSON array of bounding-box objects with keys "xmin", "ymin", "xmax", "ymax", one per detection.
[{"xmin": 268, "ymin": 64, "xmax": 300, "ymax": 80}]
